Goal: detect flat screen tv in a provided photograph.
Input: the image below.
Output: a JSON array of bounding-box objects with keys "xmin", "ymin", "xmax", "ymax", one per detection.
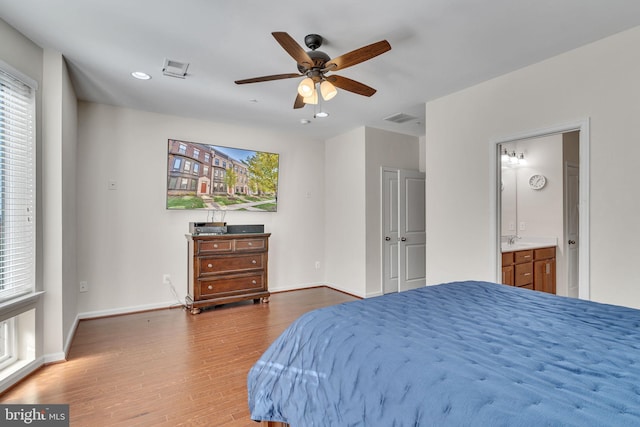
[{"xmin": 166, "ymin": 139, "xmax": 279, "ymax": 212}]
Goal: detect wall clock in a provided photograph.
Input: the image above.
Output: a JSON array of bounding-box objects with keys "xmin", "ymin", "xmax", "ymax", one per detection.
[{"xmin": 529, "ymin": 174, "xmax": 547, "ymax": 190}]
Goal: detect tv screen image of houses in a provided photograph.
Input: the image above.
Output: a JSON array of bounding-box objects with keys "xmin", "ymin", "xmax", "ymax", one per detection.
[{"xmin": 167, "ymin": 139, "xmax": 279, "ymax": 212}]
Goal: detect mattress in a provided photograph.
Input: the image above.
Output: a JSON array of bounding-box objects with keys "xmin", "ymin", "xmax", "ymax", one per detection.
[{"xmin": 248, "ymin": 281, "xmax": 640, "ymax": 426}]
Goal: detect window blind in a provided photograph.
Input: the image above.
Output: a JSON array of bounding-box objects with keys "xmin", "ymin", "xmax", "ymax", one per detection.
[{"xmin": 0, "ymin": 66, "xmax": 35, "ymax": 302}]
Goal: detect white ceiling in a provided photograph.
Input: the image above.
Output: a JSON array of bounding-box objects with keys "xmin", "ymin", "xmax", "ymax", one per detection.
[{"xmin": 2, "ymin": 0, "xmax": 640, "ymax": 140}]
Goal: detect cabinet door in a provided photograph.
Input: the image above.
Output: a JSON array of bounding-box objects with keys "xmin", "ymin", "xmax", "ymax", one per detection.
[
  {"xmin": 502, "ymin": 265, "xmax": 514, "ymax": 286},
  {"xmin": 534, "ymin": 259, "xmax": 556, "ymax": 294}
]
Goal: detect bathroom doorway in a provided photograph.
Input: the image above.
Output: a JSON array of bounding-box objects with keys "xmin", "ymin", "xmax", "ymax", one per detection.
[{"xmin": 494, "ymin": 120, "xmax": 590, "ymax": 299}]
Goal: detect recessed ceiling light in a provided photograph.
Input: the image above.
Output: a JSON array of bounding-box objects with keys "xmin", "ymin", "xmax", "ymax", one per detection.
[
  {"xmin": 131, "ymin": 71, "xmax": 151, "ymax": 80},
  {"xmin": 300, "ymin": 119, "xmax": 311, "ymax": 124}
]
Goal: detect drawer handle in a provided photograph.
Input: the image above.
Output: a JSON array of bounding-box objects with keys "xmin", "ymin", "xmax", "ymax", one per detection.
[
  {"xmin": 524, "ymin": 273, "xmax": 531, "ymax": 276},
  {"xmin": 252, "ymin": 259, "xmax": 257, "ymax": 264},
  {"xmin": 524, "ymin": 255, "xmax": 531, "ymax": 259},
  {"xmin": 213, "ymin": 244, "xmax": 218, "ymax": 248},
  {"xmin": 252, "ymin": 280, "xmax": 257, "ymax": 284},
  {"xmin": 207, "ymin": 285, "xmax": 213, "ymax": 290},
  {"xmin": 207, "ymin": 264, "xmax": 213, "ymax": 268}
]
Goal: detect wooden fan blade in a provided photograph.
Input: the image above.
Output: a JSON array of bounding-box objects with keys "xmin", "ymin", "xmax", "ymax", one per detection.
[
  {"xmin": 325, "ymin": 40, "xmax": 391, "ymax": 71},
  {"xmin": 235, "ymin": 73, "xmax": 302, "ymax": 84},
  {"xmin": 272, "ymin": 32, "xmax": 313, "ymax": 70},
  {"xmin": 326, "ymin": 75, "xmax": 377, "ymax": 97},
  {"xmin": 293, "ymin": 94, "xmax": 305, "ymax": 109}
]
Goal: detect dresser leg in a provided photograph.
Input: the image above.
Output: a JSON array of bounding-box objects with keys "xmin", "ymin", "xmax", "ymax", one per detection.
[
  {"xmin": 260, "ymin": 297, "xmax": 270, "ymax": 303},
  {"xmin": 190, "ymin": 307, "xmax": 201, "ymax": 315}
]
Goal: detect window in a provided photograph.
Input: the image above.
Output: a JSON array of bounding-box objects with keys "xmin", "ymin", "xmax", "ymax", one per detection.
[
  {"xmin": 193, "ymin": 148, "xmax": 200, "ymax": 159},
  {"xmin": 184, "ymin": 160, "xmax": 191, "ymax": 172},
  {"xmin": 204, "ymin": 153, "xmax": 210, "ymax": 163},
  {"xmin": 203, "ymin": 166, "xmax": 209, "ymax": 176},
  {"xmin": 215, "ymin": 158, "xmax": 219, "ymax": 166},
  {"xmin": 172, "ymin": 157, "xmax": 182, "ymax": 170},
  {"xmin": 178, "ymin": 144, "xmax": 187, "ymax": 154},
  {"xmin": 0, "ymin": 64, "xmax": 36, "ymax": 303},
  {"xmin": 193, "ymin": 164, "xmax": 199, "ymax": 175},
  {"xmin": 180, "ymin": 178, "xmax": 189, "ymax": 189},
  {"xmin": 223, "ymin": 161, "xmax": 227, "ymax": 168}
]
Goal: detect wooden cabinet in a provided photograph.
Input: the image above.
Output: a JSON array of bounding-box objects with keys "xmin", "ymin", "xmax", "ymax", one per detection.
[
  {"xmin": 501, "ymin": 246, "xmax": 555, "ymax": 294},
  {"xmin": 186, "ymin": 233, "xmax": 270, "ymax": 314},
  {"xmin": 501, "ymin": 252, "xmax": 514, "ymax": 286},
  {"xmin": 534, "ymin": 247, "xmax": 556, "ymax": 294}
]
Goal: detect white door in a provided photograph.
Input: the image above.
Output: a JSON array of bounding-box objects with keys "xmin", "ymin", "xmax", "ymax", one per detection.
[
  {"xmin": 382, "ymin": 168, "xmax": 426, "ymax": 293},
  {"xmin": 399, "ymin": 170, "xmax": 426, "ymax": 291},
  {"xmin": 382, "ymin": 169, "xmax": 399, "ymax": 294},
  {"xmin": 565, "ymin": 163, "xmax": 579, "ymax": 298}
]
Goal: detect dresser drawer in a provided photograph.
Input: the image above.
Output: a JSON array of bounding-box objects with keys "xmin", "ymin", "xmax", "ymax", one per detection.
[
  {"xmin": 199, "ymin": 274, "xmax": 264, "ymax": 297},
  {"xmin": 198, "ymin": 240, "xmax": 233, "ymax": 253},
  {"xmin": 235, "ymin": 238, "xmax": 266, "ymax": 251},
  {"xmin": 199, "ymin": 254, "xmax": 264, "ymax": 274},
  {"xmin": 514, "ymin": 262, "xmax": 533, "ymax": 287}
]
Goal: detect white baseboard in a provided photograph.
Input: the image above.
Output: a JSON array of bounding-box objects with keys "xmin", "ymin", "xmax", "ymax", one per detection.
[
  {"xmin": 78, "ymin": 300, "xmax": 180, "ymax": 320},
  {"xmin": 43, "ymin": 352, "xmax": 66, "ymax": 364}
]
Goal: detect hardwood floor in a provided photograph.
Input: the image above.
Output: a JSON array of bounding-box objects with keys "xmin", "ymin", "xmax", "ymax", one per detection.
[{"xmin": 0, "ymin": 287, "xmax": 357, "ymax": 426}]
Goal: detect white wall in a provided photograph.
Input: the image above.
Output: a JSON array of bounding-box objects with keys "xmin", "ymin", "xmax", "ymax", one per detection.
[
  {"xmin": 425, "ymin": 25, "xmax": 640, "ymax": 308},
  {"xmin": 76, "ymin": 103, "xmax": 326, "ymax": 315},
  {"xmin": 324, "ymin": 127, "xmax": 367, "ymax": 297}
]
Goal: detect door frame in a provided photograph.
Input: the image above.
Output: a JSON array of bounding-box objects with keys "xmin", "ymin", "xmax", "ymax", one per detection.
[{"xmin": 491, "ymin": 118, "xmax": 590, "ymax": 300}]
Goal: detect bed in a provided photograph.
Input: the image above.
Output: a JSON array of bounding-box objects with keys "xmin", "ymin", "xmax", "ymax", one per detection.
[{"xmin": 248, "ymin": 281, "xmax": 640, "ymax": 426}]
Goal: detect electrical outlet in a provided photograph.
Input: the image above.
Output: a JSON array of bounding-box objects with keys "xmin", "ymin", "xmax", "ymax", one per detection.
[
  {"xmin": 163, "ymin": 274, "xmax": 171, "ymax": 285},
  {"xmin": 79, "ymin": 281, "xmax": 88, "ymax": 292},
  {"xmin": 519, "ymin": 221, "xmax": 526, "ymax": 231}
]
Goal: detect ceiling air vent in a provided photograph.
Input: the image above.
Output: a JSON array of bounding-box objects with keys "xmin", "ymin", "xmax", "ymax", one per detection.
[
  {"xmin": 162, "ymin": 59, "xmax": 189, "ymax": 78},
  {"xmin": 384, "ymin": 112, "xmax": 418, "ymax": 124}
]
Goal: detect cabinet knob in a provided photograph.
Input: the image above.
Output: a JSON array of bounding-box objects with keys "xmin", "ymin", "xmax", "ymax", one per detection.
[
  {"xmin": 207, "ymin": 263, "xmax": 213, "ymax": 268},
  {"xmin": 248, "ymin": 242, "xmax": 253, "ymax": 246},
  {"xmin": 252, "ymin": 259, "xmax": 257, "ymax": 264},
  {"xmin": 213, "ymin": 244, "xmax": 218, "ymax": 248},
  {"xmin": 252, "ymin": 280, "xmax": 257, "ymax": 284},
  {"xmin": 207, "ymin": 285, "xmax": 213, "ymax": 290}
]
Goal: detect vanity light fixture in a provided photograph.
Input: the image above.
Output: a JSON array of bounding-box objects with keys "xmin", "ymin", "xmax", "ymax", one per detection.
[{"xmin": 501, "ymin": 150, "xmax": 526, "ymax": 166}]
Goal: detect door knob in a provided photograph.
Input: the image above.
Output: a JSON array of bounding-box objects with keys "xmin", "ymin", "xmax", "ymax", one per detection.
[
  {"xmin": 568, "ymin": 240, "xmax": 576, "ymax": 244},
  {"xmin": 385, "ymin": 236, "xmax": 391, "ymax": 241},
  {"xmin": 401, "ymin": 237, "xmax": 407, "ymax": 242}
]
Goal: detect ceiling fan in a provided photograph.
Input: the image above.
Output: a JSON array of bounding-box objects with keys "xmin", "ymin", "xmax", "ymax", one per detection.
[{"xmin": 234, "ymin": 32, "xmax": 391, "ymax": 111}]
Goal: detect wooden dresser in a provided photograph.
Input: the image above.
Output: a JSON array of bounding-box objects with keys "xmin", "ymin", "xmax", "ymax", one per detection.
[{"xmin": 186, "ymin": 233, "xmax": 271, "ymax": 314}]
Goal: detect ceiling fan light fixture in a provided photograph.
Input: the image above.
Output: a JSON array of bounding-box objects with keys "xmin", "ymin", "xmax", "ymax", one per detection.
[
  {"xmin": 297, "ymin": 77, "xmax": 315, "ymax": 97},
  {"xmin": 320, "ymin": 80, "xmax": 337, "ymax": 101},
  {"xmin": 303, "ymin": 91, "xmax": 318, "ymax": 105}
]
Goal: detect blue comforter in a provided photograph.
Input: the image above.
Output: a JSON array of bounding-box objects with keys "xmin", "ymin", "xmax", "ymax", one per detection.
[{"xmin": 248, "ymin": 281, "xmax": 640, "ymax": 426}]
